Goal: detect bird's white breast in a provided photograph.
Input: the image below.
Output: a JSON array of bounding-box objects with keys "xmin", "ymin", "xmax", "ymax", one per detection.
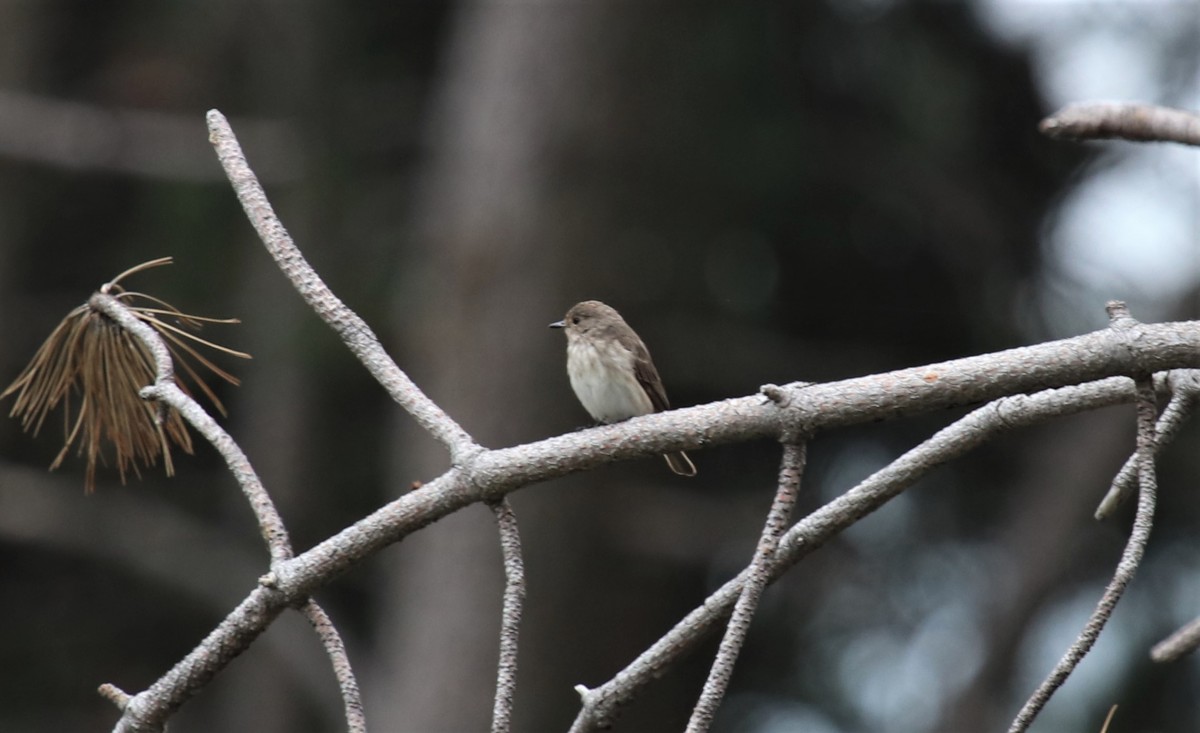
[{"xmin": 566, "ymin": 338, "xmax": 653, "ymax": 423}]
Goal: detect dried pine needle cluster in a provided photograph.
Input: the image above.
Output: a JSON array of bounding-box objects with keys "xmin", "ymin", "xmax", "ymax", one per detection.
[{"xmin": 1, "ymin": 257, "xmax": 250, "ymax": 490}]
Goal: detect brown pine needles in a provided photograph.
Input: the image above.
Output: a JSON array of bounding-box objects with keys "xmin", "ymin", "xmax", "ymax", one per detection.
[{"xmin": 1, "ymin": 257, "xmax": 250, "ymax": 491}]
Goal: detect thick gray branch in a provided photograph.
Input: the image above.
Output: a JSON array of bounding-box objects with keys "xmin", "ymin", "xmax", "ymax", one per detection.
[
  {"xmin": 107, "ymin": 311, "xmax": 1200, "ymax": 732},
  {"xmin": 112, "ymin": 587, "xmax": 285, "ymax": 733},
  {"xmin": 107, "ymin": 138, "xmax": 1200, "ymax": 728}
]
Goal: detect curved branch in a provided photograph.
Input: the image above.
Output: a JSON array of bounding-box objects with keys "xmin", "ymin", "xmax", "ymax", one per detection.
[
  {"xmin": 90, "ymin": 293, "xmax": 369, "ymax": 732},
  {"xmin": 1095, "ymin": 370, "xmax": 1200, "ymax": 519},
  {"xmin": 1007, "ymin": 375, "xmax": 1159, "ymax": 732},
  {"xmin": 301, "ymin": 600, "xmax": 366, "ymax": 733},
  {"xmin": 205, "ymin": 109, "xmax": 478, "ymax": 463},
  {"xmin": 88, "ymin": 292, "xmax": 292, "ymax": 565}
]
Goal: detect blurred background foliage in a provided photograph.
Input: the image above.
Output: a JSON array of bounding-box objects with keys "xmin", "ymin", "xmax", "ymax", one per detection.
[{"xmin": 0, "ymin": 1, "xmax": 1197, "ymax": 732}]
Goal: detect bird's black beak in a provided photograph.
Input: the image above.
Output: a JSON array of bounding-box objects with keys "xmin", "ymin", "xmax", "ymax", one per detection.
[{"xmin": 549, "ymin": 320, "xmax": 565, "ymax": 329}]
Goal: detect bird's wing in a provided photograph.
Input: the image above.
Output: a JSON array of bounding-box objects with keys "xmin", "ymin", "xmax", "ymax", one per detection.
[{"xmin": 632, "ymin": 343, "xmax": 671, "ymax": 412}]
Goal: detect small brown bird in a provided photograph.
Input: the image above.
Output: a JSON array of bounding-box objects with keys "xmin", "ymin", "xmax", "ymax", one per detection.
[{"xmin": 550, "ymin": 300, "xmax": 696, "ymax": 477}]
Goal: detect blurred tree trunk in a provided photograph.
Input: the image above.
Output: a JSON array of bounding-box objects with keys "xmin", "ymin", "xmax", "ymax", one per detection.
[{"xmin": 369, "ymin": 2, "xmax": 614, "ymax": 730}]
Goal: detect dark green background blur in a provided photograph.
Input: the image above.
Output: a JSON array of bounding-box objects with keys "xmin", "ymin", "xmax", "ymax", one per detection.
[{"xmin": 0, "ymin": 2, "xmax": 1197, "ymax": 732}]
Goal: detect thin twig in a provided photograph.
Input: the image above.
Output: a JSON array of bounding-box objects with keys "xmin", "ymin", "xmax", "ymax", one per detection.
[
  {"xmin": 205, "ymin": 108, "xmax": 478, "ymax": 464},
  {"xmin": 685, "ymin": 442, "xmax": 805, "ymax": 733},
  {"xmin": 1095, "ymin": 370, "xmax": 1200, "ymax": 519},
  {"xmin": 89, "ymin": 292, "xmax": 293, "ymax": 565},
  {"xmin": 1007, "ymin": 375, "xmax": 1159, "ymax": 733},
  {"xmin": 1151, "ymin": 614, "xmax": 1200, "ymax": 663},
  {"xmin": 97, "ymin": 684, "xmax": 131, "ymax": 710},
  {"xmin": 568, "ymin": 376, "xmax": 1141, "ymax": 731},
  {"xmin": 488, "ymin": 498, "xmax": 526, "ymax": 733},
  {"xmin": 1040, "ymin": 102, "xmax": 1200, "ymax": 146},
  {"xmin": 301, "ymin": 600, "xmax": 366, "ymax": 733}
]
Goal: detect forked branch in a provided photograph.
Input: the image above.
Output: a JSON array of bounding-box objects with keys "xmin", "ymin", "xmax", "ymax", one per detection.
[
  {"xmin": 89, "ymin": 293, "xmax": 366, "ymax": 733},
  {"xmin": 206, "ymin": 109, "xmax": 477, "ymax": 464},
  {"xmin": 1095, "ymin": 370, "xmax": 1200, "ymax": 519},
  {"xmin": 1007, "ymin": 362, "xmax": 1159, "ymax": 729},
  {"xmin": 75, "ymin": 111, "xmax": 1200, "ymax": 733},
  {"xmin": 88, "ymin": 292, "xmax": 292, "ymax": 565},
  {"xmin": 568, "ymin": 374, "xmax": 1154, "ymax": 731}
]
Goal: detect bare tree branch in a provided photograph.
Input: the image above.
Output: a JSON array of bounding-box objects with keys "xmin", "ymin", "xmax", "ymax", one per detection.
[
  {"xmin": 205, "ymin": 109, "xmax": 478, "ymax": 464},
  {"xmin": 92, "ymin": 115, "xmax": 1200, "ymax": 732},
  {"xmin": 488, "ymin": 498, "xmax": 526, "ymax": 733},
  {"xmin": 301, "ymin": 600, "xmax": 366, "ymax": 733},
  {"xmin": 1008, "ymin": 325, "xmax": 1159, "ymax": 731},
  {"xmin": 97, "ymin": 297, "xmax": 1200, "ymax": 731},
  {"xmin": 110, "ymin": 586, "xmax": 286, "ymax": 733},
  {"xmin": 89, "ymin": 292, "xmax": 367, "ymax": 732},
  {"xmin": 1095, "ymin": 369, "xmax": 1200, "ymax": 519},
  {"xmin": 88, "ymin": 291, "xmax": 293, "ymax": 566},
  {"xmin": 1152, "ymin": 615, "xmax": 1200, "ymax": 663},
  {"xmin": 568, "ymin": 374, "xmax": 1148, "ymax": 731},
  {"xmin": 1039, "ymin": 102, "xmax": 1200, "ymax": 146},
  {"xmin": 685, "ymin": 441, "xmax": 805, "ymax": 733}
]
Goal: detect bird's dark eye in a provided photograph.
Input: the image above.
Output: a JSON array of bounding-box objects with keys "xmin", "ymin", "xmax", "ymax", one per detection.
[{"xmin": 571, "ymin": 316, "xmax": 580, "ymax": 325}]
